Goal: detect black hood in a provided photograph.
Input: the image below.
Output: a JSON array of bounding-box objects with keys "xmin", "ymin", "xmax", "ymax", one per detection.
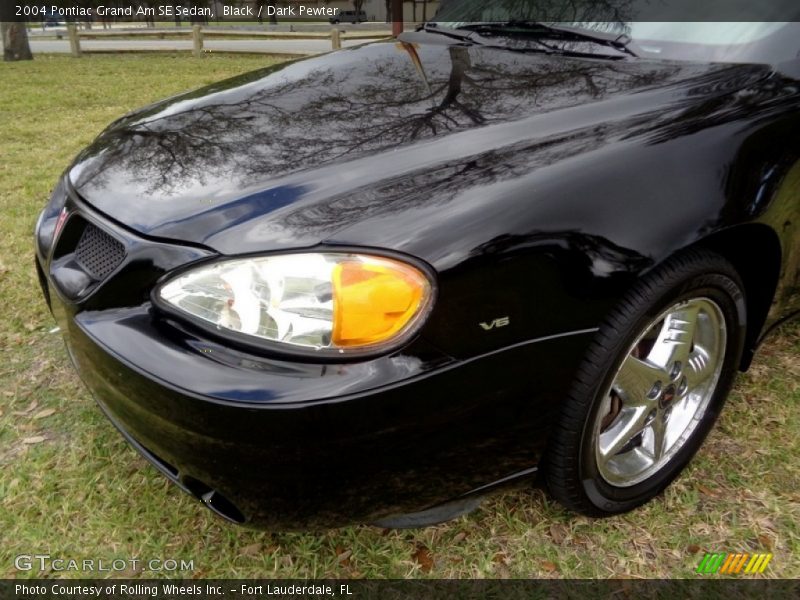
[{"xmin": 68, "ymin": 37, "xmax": 770, "ymax": 255}]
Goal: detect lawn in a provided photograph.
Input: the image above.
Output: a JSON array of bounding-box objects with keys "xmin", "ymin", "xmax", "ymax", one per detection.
[{"xmin": 0, "ymin": 54, "xmax": 798, "ymax": 579}]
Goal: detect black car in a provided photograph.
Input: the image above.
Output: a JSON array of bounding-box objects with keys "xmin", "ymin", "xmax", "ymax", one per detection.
[{"xmin": 35, "ymin": 10, "xmax": 800, "ymax": 529}]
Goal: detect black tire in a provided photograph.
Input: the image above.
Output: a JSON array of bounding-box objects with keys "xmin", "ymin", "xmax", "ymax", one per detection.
[{"xmin": 545, "ymin": 248, "xmax": 747, "ymax": 516}]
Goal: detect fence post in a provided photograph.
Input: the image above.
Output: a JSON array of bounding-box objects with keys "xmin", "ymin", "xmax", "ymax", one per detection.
[
  {"xmin": 331, "ymin": 28, "xmax": 341, "ymax": 50},
  {"xmin": 67, "ymin": 24, "xmax": 81, "ymax": 57},
  {"xmin": 192, "ymin": 25, "xmax": 203, "ymax": 57}
]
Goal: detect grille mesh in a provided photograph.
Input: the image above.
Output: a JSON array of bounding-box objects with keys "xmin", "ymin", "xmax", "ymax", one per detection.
[{"xmin": 74, "ymin": 224, "xmax": 125, "ymax": 280}]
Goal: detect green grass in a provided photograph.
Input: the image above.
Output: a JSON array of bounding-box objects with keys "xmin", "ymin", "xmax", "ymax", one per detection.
[{"xmin": 1, "ymin": 54, "xmax": 799, "ymax": 579}]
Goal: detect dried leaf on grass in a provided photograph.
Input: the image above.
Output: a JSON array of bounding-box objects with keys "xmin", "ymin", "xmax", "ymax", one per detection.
[
  {"xmin": 335, "ymin": 547, "xmax": 352, "ymax": 566},
  {"xmin": 239, "ymin": 543, "xmax": 262, "ymax": 557},
  {"xmin": 542, "ymin": 560, "xmax": 558, "ymax": 573},
  {"xmin": 757, "ymin": 534, "xmax": 774, "ymax": 550},
  {"xmin": 412, "ymin": 544, "xmax": 434, "ymax": 573},
  {"xmin": 493, "ymin": 551, "xmax": 510, "ymax": 565},
  {"xmin": 12, "ymin": 400, "xmax": 38, "ymax": 416},
  {"xmin": 697, "ymin": 484, "xmax": 720, "ymax": 497},
  {"xmin": 549, "ymin": 523, "xmax": 569, "ymax": 545}
]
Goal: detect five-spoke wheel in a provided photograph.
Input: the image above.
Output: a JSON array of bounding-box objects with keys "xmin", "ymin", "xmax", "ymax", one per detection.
[
  {"xmin": 593, "ymin": 298, "xmax": 726, "ymax": 487},
  {"xmin": 546, "ymin": 250, "xmax": 746, "ymax": 516}
]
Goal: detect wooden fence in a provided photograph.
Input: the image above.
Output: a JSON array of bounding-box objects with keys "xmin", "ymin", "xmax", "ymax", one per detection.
[{"xmin": 65, "ymin": 24, "xmax": 391, "ymax": 57}]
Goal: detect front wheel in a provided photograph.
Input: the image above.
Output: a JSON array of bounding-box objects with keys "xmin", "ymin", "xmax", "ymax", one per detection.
[{"xmin": 545, "ymin": 249, "xmax": 747, "ymax": 516}]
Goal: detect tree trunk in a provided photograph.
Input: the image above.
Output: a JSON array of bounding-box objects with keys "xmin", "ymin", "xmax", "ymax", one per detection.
[
  {"xmin": 391, "ymin": 0, "xmax": 403, "ymax": 35},
  {"xmin": 1, "ymin": 22, "xmax": 33, "ymax": 62}
]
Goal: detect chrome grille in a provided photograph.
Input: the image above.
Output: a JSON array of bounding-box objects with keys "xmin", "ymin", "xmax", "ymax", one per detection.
[{"xmin": 74, "ymin": 224, "xmax": 125, "ymax": 280}]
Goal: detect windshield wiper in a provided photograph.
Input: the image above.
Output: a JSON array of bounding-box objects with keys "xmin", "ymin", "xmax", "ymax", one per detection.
[{"xmin": 451, "ymin": 21, "xmax": 639, "ymax": 58}]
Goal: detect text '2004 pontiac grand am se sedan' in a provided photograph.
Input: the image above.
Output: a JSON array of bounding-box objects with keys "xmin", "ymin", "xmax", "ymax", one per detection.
[{"xmin": 35, "ymin": 3, "xmax": 800, "ymax": 529}]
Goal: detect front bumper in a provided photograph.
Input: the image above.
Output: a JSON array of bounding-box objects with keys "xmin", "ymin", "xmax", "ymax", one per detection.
[{"xmin": 35, "ymin": 193, "xmax": 594, "ymax": 529}]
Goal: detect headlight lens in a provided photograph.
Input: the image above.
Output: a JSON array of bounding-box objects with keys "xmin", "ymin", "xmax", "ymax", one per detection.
[
  {"xmin": 36, "ymin": 178, "xmax": 69, "ymax": 254},
  {"xmin": 157, "ymin": 253, "xmax": 434, "ymax": 354}
]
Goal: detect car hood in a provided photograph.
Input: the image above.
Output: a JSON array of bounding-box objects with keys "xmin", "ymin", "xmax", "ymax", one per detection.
[{"xmin": 68, "ymin": 37, "xmax": 770, "ymax": 256}]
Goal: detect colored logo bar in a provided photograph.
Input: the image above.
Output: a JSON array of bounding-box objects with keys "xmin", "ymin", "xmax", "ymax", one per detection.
[{"xmin": 696, "ymin": 552, "xmax": 772, "ymax": 574}]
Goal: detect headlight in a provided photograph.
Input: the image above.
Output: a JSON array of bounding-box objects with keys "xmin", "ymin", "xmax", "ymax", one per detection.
[
  {"xmin": 156, "ymin": 253, "xmax": 435, "ymax": 355},
  {"xmin": 36, "ymin": 178, "xmax": 69, "ymax": 255}
]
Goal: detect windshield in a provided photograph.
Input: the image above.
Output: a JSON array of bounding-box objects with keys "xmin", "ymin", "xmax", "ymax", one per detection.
[{"xmin": 431, "ymin": 1, "xmax": 800, "ymax": 64}]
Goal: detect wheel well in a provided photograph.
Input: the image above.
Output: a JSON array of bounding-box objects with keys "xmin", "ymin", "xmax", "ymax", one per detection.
[{"xmin": 694, "ymin": 224, "xmax": 782, "ymax": 370}]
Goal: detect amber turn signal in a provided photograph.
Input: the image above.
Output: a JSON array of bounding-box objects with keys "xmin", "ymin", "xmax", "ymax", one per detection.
[{"xmin": 332, "ymin": 257, "xmax": 432, "ymax": 348}]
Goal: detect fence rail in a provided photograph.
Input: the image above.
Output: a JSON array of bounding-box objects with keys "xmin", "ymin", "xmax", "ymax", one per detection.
[{"xmin": 64, "ymin": 24, "xmax": 392, "ymax": 57}]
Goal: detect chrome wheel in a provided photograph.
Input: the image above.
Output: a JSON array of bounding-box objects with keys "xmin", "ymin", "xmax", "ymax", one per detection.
[{"xmin": 593, "ymin": 297, "xmax": 727, "ymax": 487}]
